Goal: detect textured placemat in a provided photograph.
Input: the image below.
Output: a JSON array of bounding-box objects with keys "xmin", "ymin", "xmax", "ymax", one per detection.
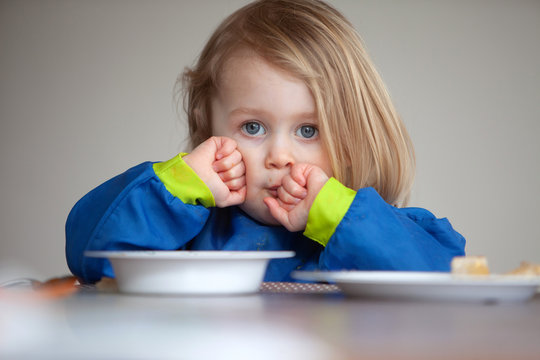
[
  {"xmin": 259, "ymin": 282, "xmax": 340, "ymax": 294},
  {"xmin": 78, "ymin": 280, "xmax": 342, "ymax": 294}
]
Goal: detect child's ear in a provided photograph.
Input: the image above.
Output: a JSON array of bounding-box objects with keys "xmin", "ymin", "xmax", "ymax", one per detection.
[
  {"xmin": 188, "ymin": 106, "xmax": 212, "ymax": 149},
  {"xmin": 195, "ymin": 105, "xmax": 213, "ymax": 126},
  {"xmin": 193, "ymin": 107, "xmax": 202, "ymax": 122}
]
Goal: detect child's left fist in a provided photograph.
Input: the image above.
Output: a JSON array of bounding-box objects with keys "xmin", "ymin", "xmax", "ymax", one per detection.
[{"xmin": 264, "ymin": 163, "xmax": 329, "ymax": 232}]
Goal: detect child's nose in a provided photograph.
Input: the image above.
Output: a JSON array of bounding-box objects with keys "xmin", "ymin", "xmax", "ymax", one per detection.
[{"xmin": 265, "ymin": 140, "xmax": 294, "ymax": 170}]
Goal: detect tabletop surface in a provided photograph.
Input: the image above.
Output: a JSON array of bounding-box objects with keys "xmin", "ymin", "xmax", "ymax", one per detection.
[{"xmin": 2, "ymin": 283, "xmax": 540, "ymax": 360}]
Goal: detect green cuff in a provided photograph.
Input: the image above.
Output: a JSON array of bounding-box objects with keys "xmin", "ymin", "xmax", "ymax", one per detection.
[
  {"xmin": 304, "ymin": 177, "xmax": 356, "ymax": 247},
  {"xmin": 152, "ymin": 153, "xmax": 215, "ymax": 207}
]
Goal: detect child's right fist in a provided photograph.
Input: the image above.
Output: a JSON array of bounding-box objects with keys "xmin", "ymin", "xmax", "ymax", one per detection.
[{"xmin": 183, "ymin": 136, "xmax": 246, "ymax": 207}]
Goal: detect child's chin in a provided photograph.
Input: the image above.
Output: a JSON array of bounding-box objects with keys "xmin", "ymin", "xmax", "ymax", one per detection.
[
  {"xmin": 258, "ymin": 214, "xmax": 281, "ymax": 227},
  {"xmin": 250, "ymin": 210, "xmax": 282, "ymax": 227},
  {"xmin": 239, "ymin": 203, "xmax": 281, "ymax": 226}
]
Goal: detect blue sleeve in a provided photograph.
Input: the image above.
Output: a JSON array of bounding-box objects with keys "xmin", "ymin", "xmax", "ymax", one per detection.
[
  {"xmin": 318, "ymin": 187, "xmax": 466, "ymax": 272},
  {"xmin": 65, "ymin": 161, "xmax": 211, "ymax": 283}
]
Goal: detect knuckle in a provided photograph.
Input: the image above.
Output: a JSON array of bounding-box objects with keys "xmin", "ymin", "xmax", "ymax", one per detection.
[{"xmin": 221, "ymin": 159, "xmax": 231, "ymax": 169}]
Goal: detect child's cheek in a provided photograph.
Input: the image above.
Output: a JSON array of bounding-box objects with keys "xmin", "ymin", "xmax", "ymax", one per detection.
[
  {"xmin": 236, "ymin": 148, "xmax": 256, "ymax": 176},
  {"xmin": 233, "ymin": 139, "xmax": 263, "ymax": 169},
  {"xmin": 233, "ymin": 135, "xmax": 263, "ymax": 149}
]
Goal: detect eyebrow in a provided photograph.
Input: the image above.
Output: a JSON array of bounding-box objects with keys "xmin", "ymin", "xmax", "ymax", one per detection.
[
  {"xmin": 229, "ymin": 107, "xmax": 267, "ymax": 117},
  {"xmin": 229, "ymin": 107, "xmax": 317, "ymax": 121}
]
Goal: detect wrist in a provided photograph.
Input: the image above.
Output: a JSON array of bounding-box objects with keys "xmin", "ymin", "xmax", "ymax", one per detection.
[
  {"xmin": 153, "ymin": 153, "xmax": 216, "ymax": 207},
  {"xmin": 303, "ymin": 177, "xmax": 356, "ymax": 246}
]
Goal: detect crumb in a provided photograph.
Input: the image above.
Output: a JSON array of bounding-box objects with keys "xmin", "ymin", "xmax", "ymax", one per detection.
[
  {"xmin": 451, "ymin": 256, "xmax": 490, "ymax": 275},
  {"xmin": 506, "ymin": 262, "xmax": 540, "ymax": 277}
]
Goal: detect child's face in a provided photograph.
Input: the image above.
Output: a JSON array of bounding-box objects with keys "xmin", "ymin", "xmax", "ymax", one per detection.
[{"xmin": 211, "ymin": 50, "xmax": 333, "ymax": 225}]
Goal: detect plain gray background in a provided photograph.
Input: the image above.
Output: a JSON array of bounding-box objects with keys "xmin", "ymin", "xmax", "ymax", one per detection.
[{"xmin": 1, "ymin": 0, "xmax": 539, "ymax": 281}]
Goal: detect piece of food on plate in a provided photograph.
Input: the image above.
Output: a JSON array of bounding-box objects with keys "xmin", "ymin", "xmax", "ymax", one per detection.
[
  {"xmin": 451, "ymin": 256, "xmax": 490, "ymax": 275},
  {"xmin": 506, "ymin": 262, "xmax": 540, "ymax": 276}
]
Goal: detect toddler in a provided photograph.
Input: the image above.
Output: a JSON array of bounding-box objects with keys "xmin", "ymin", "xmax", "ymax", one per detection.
[{"xmin": 66, "ymin": 0, "xmax": 465, "ymax": 283}]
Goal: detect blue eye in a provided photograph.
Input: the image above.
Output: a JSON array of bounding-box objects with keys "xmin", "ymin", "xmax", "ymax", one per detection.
[
  {"xmin": 296, "ymin": 125, "xmax": 318, "ymax": 139},
  {"xmin": 241, "ymin": 122, "xmax": 266, "ymax": 136}
]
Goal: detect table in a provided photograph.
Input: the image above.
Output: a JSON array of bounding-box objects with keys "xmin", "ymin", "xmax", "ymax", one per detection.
[{"xmin": 1, "ymin": 284, "xmax": 540, "ymax": 359}]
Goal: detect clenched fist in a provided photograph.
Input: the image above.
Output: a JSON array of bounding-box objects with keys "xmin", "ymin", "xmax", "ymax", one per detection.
[
  {"xmin": 183, "ymin": 136, "xmax": 246, "ymax": 207},
  {"xmin": 263, "ymin": 163, "xmax": 329, "ymax": 231}
]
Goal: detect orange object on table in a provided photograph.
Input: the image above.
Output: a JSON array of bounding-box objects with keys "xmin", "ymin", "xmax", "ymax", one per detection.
[{"xmin": 33, "ymin": 276, "xmax": 79, "ymax": 299}]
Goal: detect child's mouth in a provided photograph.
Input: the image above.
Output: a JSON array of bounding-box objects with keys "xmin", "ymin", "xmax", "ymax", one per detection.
[{"xmin": 266, "ymin": 186, "xmax": 279, "ymax": 197}]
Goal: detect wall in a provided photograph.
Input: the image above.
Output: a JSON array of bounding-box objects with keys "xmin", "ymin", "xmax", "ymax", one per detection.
[{"xmin": 1, "ymin": 0, "xmax": 539, "ymax": 280}]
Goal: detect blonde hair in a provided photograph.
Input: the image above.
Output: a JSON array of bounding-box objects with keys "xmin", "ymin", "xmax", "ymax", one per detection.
[{"xmin": 178, "ymin": 0, "xmax": 415, "ymax": 206}]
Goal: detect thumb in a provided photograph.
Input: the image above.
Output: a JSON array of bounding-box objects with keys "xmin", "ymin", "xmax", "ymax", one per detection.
[
  {"xmin": 290, "ymin": 163, "xmax": 315, "ymax": 187},
  {"xmin": 264, "ymin": 197, "xmax": 293, "ymax": 230},
  {"xmin": 224, "ymin": 186, "xmax": 247, "ymax": 207},
  {"xmin": 213, "ymin": 136, "xmax": 238, "ymax": 160}
]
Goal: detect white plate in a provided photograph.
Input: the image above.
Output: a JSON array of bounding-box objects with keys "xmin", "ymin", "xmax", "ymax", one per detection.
[
  {"xmin": 85, "ymin": 251, "xmax": 294, "ymax": 295},
  {"xmin": 291, "ymin": 271, "xmax": 540, "ymax": 303}
]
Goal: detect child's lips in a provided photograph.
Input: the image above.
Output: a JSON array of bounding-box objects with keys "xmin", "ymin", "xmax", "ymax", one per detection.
[{"xmin": 266, "ymin": 186, "xmax": 279, "ymax": 197}]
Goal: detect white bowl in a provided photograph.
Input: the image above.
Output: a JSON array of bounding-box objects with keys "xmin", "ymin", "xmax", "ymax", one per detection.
[{"xmin": 85, "ymin": 251, "xmax": 295, "ymax": 295}]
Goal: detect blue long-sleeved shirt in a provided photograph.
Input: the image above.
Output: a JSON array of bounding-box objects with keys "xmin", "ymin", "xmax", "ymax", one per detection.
[{"xmin": 65, "ymin": 154, "xmax": 465, "ymax": 283}]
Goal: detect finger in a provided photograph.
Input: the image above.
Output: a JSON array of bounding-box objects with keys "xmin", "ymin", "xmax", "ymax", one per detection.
[
  {"xmin": 263, "ymin": 197, "xmax": 293, "ymax": 230},
  {"xmin": 225, "ymin": 176, "xmax": 246, "ymax": 191},
  {"xmin": 277, "ymin": 186, "xmax": 302, "ymax": 205},
  {"xmin": 213, "ymin": 150, "xmax": 242, "ymax": 172},
  {"xmin": 276, "ymin": 197, "xmax": 296, "ymax": 212},
  {"xmin": 214, "ymin": 136, "xmax": 238, "ymax": 160},
  {"xmin": 183, "ymin": 137, "xmax": 221, "ymax": 168},
  {"xmin": 223, "ymin": 186, "xmax": 247, "ymax": 207},
  {"xmin": 290, "ymin": 163, "xmax": 309, "ymax": 187},
  {"xmin": 218, "ymin": 160, "xmax": 245, "ymax": 182},
  {"xmin": 281, "ymin": 175, "xmax": 307, "ymax": 199}
]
